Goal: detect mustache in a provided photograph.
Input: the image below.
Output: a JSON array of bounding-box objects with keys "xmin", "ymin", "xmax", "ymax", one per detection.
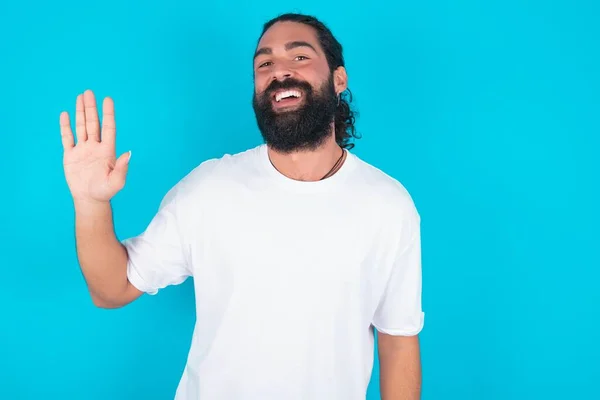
[{"xmin": 263, "ymin": 78, "xmax": 313, "ymax": 97}]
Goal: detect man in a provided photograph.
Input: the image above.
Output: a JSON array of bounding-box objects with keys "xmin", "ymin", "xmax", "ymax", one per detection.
[{"xmin": 59, "ymin": 13, "xmax": 424, "ymax": 400}]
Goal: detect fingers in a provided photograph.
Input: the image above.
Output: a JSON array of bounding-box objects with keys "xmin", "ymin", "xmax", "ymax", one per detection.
[
  {"xmin": 75, "ymin": 94, "xmax": 87, "ymax": 143},
  {"xmin": 71, "ymin": 90, "xmax": 114, "ymax": 147},
  {"xmin": 110, "ymin": 151, "xmax": 132, "ymax": 191},
  {"xmin": 114, "ymin": 150, "xmax": 131, "ymax": 172},
  {"xmin": 101, "ymin": 96, "xmax": 116, "ymax": 148},
  {"xmin": 83, "ymin": 90, "xmax": 100, "ymax": 142},
  {"xmin": 59, "ymin": 111, "xmax": 74, "ymax": 150}
]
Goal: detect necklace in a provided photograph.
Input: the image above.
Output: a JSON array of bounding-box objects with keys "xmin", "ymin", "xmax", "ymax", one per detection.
[
  {"xmin": 320, "ymin": 148, "xmax": 346, "ymax": 180},
  {"xmin": 267, "ymin": 147, "xmax": 346, "ymax": 181}
]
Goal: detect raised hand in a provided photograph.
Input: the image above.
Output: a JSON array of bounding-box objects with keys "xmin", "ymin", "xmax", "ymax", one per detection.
[{"xmin": 60, "ymin": 90, "xmax": 131, "ymax": 205}]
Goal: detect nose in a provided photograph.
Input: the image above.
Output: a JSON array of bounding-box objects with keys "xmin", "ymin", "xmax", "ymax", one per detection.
[
  {"xmin": 271, "ymin": 60, "xmax": 295, "ymax": 81},
  {"xmin": 273, "ymin": 71, "xmax": 292, "ymax": 81}
]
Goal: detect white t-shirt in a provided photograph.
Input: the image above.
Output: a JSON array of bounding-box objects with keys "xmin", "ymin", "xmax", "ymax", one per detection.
[{"xmin": 123, "ymin": 144, "xmax": 424, "ymax": 400}]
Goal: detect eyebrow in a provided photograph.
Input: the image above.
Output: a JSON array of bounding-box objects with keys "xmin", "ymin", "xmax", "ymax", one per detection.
[{"xmin": 254, "ymin": 41, "xmax": 318, "ymax": 59}]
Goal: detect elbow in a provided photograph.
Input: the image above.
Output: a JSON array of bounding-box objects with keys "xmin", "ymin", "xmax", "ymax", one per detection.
[
  {"xmin": 89, "ymin": 282, "xmax": 141, "ymax": 309},
  {"xmin": 90, "ymin": 292, "xmax": 126, "ymax": 309}
]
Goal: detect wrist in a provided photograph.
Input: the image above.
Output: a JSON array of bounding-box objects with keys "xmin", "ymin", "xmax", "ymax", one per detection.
[{"xmin": 73, "ymin": 197, "xmax": 112, "ymax": 216}]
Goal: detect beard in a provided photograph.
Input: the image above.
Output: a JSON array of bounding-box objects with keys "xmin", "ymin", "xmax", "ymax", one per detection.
[{"xmin": 252, "ymin": 75, "xmax": 338, "ymax": 153}]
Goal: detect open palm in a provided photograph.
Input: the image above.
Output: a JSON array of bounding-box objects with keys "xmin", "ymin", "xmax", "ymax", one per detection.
[{"xmin": 60, "ymin": 90, "xmax": 131, "ymax": 204}]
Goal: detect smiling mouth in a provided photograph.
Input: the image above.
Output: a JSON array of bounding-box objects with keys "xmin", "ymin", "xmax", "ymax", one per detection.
[{"xmin": 272, "ymin": 89, "xmax": 303, "ymax": 103}]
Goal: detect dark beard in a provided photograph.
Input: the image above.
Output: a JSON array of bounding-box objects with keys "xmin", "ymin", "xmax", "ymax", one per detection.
[{"xmin": 252, "ymin": 75, "xmax": 338, "ymax": 153}]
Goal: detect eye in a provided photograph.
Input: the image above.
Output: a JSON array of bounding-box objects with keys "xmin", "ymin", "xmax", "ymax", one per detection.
[
  {"xmin": 295, "ymin": 55, "xmax": 309, "ymax": 61},
  {"xmin": 257, "ymin": 61, "xmax": 272, "ymax": 68}
]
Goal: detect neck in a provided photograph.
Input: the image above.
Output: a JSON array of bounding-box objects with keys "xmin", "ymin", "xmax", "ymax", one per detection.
[{"xmin": 267, "ymin": 134, "xmax": 344, "ymax": 182}]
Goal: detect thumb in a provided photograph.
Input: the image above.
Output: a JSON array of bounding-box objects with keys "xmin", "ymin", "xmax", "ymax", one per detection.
[{"xmin": 109, "ymin": 150, "xmax": 131, "ymax": 190}]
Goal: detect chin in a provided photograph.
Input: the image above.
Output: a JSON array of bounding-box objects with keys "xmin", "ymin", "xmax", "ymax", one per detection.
[{"xmin": 271, "ymin": 101, "xmax": 306, "ymax": 114}]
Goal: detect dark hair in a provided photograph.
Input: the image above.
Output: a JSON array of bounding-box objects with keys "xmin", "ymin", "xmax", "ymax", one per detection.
[{"xmin": 259, "ymin": 13, "xmax": 360, "ymax": 150}]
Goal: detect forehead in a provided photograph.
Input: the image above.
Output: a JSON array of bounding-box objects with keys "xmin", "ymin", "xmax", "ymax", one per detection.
[{"xmin": 257, "ymin": 21, "xmax": 321, "ymax": 52}]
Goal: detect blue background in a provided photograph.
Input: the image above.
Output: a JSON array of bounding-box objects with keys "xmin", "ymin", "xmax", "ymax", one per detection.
[{"xmin": 1, "ymin": 0, "xmax": 598, "ymax": 399}]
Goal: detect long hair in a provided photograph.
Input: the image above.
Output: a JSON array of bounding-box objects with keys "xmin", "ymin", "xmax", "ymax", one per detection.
[{"xmin": 259, "ymin": 13, "xmax": 361, "ymax": 150}]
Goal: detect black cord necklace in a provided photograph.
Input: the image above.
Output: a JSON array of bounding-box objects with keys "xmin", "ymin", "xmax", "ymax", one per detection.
[
  {"xmin": 320, "ymin": 148, "xmax": 346, "ymax": 180},
  {"xmin": 268, "ymin": 147, "xmax": 346, "ymax": 181}
]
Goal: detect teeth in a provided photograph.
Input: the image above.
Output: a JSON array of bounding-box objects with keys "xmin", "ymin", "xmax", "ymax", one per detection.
[{"xmin": 275, "ymin": 90, "xmax": 301, "ymax": 102}]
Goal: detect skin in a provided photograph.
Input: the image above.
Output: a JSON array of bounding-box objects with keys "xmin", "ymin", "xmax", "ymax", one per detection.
[
  {"xmin": 378, "ymin": 333, "xmax": 422, "ymax": 399},
  {"xmin": 60, "ymin": 91, "xmax": 143, "ymax": 308}
]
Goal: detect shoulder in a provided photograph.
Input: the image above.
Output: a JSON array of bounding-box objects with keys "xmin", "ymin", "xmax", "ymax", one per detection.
[
  {"xmin": 349, "ymin": 153, "xmax": 419, "ymax": 218},
  {"xmin": 159, "ymin": 145, "xmax": 263, "ymax": 208},
  {"xmin": 346, "ymin": 153, "xmax": 421, "ymax": 245}
]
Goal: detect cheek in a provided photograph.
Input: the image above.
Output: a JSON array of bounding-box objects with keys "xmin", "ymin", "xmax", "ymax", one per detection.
[
  {"xmin": 296, "ymin": 67, "xmax": 328, "ymax": 88},
  {"xmin": 254, "ymin": 75, "xmax": 270, "ymax": 95}
]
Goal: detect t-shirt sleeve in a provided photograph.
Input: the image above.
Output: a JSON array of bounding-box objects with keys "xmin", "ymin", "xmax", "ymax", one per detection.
[
  {"xmin": 121, "ymin": 185, "xmax": 192, "ymax": 295},
  {"xmin": 372, "ymin": 206, "xmax": 425, "ymax": 336}
]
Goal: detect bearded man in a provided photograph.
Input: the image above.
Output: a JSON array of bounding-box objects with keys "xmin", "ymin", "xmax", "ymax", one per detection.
[{"xmin": 59, "ymin": 12, "xmax": 424, "ymax": 400}]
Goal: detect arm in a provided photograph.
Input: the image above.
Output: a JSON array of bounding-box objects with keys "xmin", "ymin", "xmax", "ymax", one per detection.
[
  {"xmin": 74, "ymin": 200, "xmax": 142, "ymax": 308},
  {"xmin": 377, "ymin": 332, "xmax": 422, "ymax": 399},
  {"xmin": 61, "ymin": 90, "xmax": 141, "ymax": 308},
  {"xmin": 372, "ymin": 197, "xmax": 424, "ymax": 399},
  {"xmin": 61, "ymin": 90, "xmax": 191, "ymax": 307}
]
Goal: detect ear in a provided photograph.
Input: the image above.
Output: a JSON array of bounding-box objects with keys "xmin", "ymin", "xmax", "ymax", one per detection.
[{"xmin": 333, "ymin": 66, "xmax": 348, "ymax": 95}]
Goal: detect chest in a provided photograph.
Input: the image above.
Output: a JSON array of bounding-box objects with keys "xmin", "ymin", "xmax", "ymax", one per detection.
[{"xmin": 190, "ymin": 188, "xmax": 396, "ymax": 319}]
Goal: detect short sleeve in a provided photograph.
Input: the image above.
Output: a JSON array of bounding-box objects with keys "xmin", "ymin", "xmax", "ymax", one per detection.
[
  {"xmin": 372, "ymin": 209, "xmax": 425, "ymax": 336},
  {"xmin": 122, "ymin": 186, "xmax": 192, "ymax": 295}
]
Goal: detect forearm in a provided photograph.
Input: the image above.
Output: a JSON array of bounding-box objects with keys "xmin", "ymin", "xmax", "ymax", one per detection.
[
  {"xmin": 74, "ymin": 200, "xmax": 130, "ymax": 305},
  {"xmin": 378, "ymin": 333, "xmax": 422, "ymax": 400}
]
